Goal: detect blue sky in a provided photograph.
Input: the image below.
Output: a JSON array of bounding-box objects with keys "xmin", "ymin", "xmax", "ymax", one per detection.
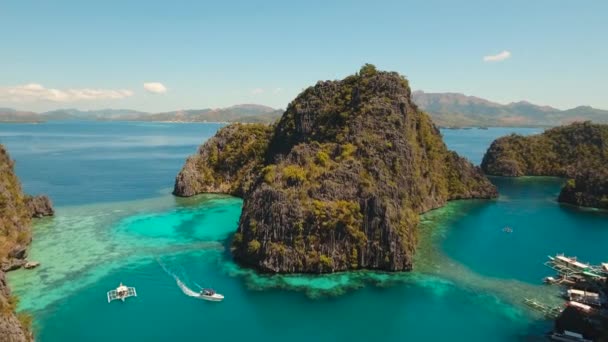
[{"xmin": 1, "ymin": 0, "xmax": 606, "ymax": 112}]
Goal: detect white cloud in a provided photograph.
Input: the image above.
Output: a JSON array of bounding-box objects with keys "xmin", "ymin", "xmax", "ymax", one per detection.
[
  {"xmin": 251, "ymin": 88, "xmax": 264, "ymax": 95},
  {"xmin": 0, "ymin": 83, "xmax": 133, "ymax": 102},
  {"xmin": 143, "ymin": 82, "xmax": 167, "ymax": 94},
  {"xmin": 483, "ymin": 50, "xmax": 511, "ymax": 62},
  {"xmin": 273, "ymin": 87, "xmax": 283, "ymax": 94}
]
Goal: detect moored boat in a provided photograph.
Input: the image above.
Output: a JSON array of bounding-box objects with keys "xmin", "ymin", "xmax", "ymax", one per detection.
[
  {"xmin": 107, "ymin": 282, "xmax": 137, "ymax": 303},
  {"xmin": 550, "ymin": 330, "xmax": 592, "ymax": 342},
  {"xmin": 566, "ymin": 301, "xmax": 592, "ymax": 312},
  {"xmin": 565, "ymin": 289, "xmax": 601, "ymax": 307},
  {"xmin": 551, "ymin": 254, "xmax": 591, "ymax": 271}
]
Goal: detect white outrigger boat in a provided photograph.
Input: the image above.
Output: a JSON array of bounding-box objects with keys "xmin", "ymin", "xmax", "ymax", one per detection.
[
  {"xmin": 548, "ymin": 254, "xmax": 591, "ymax": 271},
  {"xmin": 107, "ymin": 283, "xmax": 137, "ymax": 303},
  {"xmin": 200, "ymin": 288, "xmax": 224, "ymax": 302}
]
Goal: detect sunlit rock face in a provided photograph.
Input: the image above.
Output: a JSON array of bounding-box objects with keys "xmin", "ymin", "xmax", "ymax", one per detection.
[{"xmin": 175, "ymin": 65, "xmax": 497, "ymax": 274}]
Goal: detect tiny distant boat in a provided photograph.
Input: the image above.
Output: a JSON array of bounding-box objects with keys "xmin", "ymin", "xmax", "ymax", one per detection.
[
  {"xmin": 200, "ymin": 288, "xmax": 224, "ymax": 302},
  {"xmin": 107, "ymin": 282, "xmax": 137, "ymax": 303},
  {"xmin": 502, "ymin": 226, "xmax": 513, "ymax": 233}
]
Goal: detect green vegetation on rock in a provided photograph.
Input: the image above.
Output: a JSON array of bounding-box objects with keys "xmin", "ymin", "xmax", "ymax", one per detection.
[
  {"xmin": 0, "ymin": 145, "xmax": 38, "ymax": 342},
  {"xmin": 175, "ymin": 65, "xmax": 498, "ymax": 274},
  {"xmin": 174, "ymin": 123, "xmax": 274, "ymax": 197},
  {"xmin": 481, "ymin": 122, "xmax": 608, "ymax": 209},
  {"xmin": 0, "ymin": 147, "xmax": 31, "ymax": 269}
]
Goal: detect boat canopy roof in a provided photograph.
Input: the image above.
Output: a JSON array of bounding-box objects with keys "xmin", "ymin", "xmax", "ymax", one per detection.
[
  {"xmin": 568, "ymin": 289, "xmax": 599, "ymax": 298},
  {"xmin": 564, "ymin": 331, "xmax": 584, "ymax": 338},
  {"xmin": 556, "ymin": 255, "xmax": 589, "ymax": 269},
  {"xmin": 568, "ymin": 301, "xmax": 592, "ymax": 311}
]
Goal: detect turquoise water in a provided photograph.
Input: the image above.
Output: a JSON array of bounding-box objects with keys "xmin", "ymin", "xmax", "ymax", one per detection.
[
  {"xmin": 442, "ymin": 177, "xmax": 608, "ymax": 284},
  {"xmin": 1, "ymin": 123, "xmax": 605, "ymax": 341}
]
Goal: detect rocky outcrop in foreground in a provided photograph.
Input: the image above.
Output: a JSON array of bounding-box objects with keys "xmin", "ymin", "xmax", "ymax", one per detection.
[
  {"xmin": 481, "ymin": 122, "xmax": 608, "ymax": 209},
  {"xmin": 1, "ymin": 145, "xmax": 54, "ymax": 341},
  {"xmin": 175, "ymin": 65, "xmax": 497, "ymax": 273},
  {"xmin": 26, "ymin": 195, "xmax": 54, "ymax": 218}
]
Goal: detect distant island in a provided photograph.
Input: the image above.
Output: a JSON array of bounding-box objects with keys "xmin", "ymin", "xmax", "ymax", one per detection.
[
  {"xmin": 481, "ymin": 122, "xmax": 608, "ymax": 209},
  {"xmin": 3, "ymin": 93, "xmax": 607, "ymax": 127},
  {"xmin": 174, "ymin": 65, "xmax": 497, "ymax": 273},
  {"xmin": 0, "ymin": 104, "xmax": 283, "ymax": 124}
]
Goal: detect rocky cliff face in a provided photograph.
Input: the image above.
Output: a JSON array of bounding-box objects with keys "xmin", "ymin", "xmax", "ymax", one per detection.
[
  {"xmin": 558, "ymin": 169, "xmax": 608, "ymax": 209},
  {"xmin": 25, "ymin": 195, "xmax": 54, "ymax": 218},
  {"xmin": 175, "ymin": 65, "xmax": 497, "ymax": 273},
  {"xmin": 481, "ymin": 122, "xmax": 608, "ymax": 208},
  {"xmin": 174, "ymin": 123, "xmax": 274, "ymax": 197},
  {"xmin": 0, "ymin": 272, "xmax": 31, "ymax": 342},
  {"xmin": 1, "ymin": 145, "xmax": 54, "ymax": 341}
]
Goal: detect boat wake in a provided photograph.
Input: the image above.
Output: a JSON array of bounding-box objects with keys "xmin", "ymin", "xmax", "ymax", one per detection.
[
  {"xmin": 157, "ymin": 257, "xmax": 202, "ymax": 298},
  {"xmin": 176, "ymin": 278, "xmax": 201, "ymax": 298}
]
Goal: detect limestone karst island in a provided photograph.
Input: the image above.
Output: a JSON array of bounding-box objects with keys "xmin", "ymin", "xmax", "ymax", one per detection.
[
  {"xmin": 1, "ymin": 2, "xmax": 607, "ymax": 342},
  {"xmin": 174, "ymin": 66, "xmax": 498, "ymax": 273}
]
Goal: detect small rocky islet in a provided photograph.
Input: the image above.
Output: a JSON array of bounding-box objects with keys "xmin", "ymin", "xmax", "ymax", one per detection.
[
  {"xmin": 481, "ymin": 122, "xmax": 608, "ymax": 209},
  {"xmin": 175, "ymin": 65, "xmax": 498, "ymax": 274},
  {"xmin": 0, "ymin": 145, "xmax": 54, "ymax": 342}
]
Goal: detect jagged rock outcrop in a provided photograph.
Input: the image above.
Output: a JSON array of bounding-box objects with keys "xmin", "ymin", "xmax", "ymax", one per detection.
[
  {"xmin": 558, "ymin": 169, "xmax": 608, "ymax": 209},
  {"xmin": 174, "ymin": 123, "xmax": 273, "ymax": 197},
  {"xmin": 26, "ymin": 195, "xmax": 54, "ymax": 218},
  {"xmin": 175, "ymin": 65, "xmax": 497, "ymax": 273},
  {"xmin": 481, "ymin": 122, "xmax": 608, "ymax": 209},
  {"xmin": 1, "ymin": 145, "xmax": 55, "ymax": 341}
]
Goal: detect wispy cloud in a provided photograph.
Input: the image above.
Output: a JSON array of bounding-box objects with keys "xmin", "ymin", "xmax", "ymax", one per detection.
[
  {"xmin": 143, "ymin": 82, "xmax": 167, "ymax": 94},
  {"xmin": 251, "ymin": 88, "xmax": 264, "ymax": 95},
  {"xmin": 483, "ymin": 50, "xmax": 511, "ymax": 62},
  {"xmin": 0, "ymin": 83, "xmax": 133, "ymax": 102},
  {"xmin": 273, "ymin": 87, "xmax": 283, "ymax": 94}
]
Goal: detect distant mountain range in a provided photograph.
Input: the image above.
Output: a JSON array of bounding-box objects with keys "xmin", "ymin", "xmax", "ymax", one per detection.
[
  {"xmin": 138, "ymin": 104, "xmax": 282, "ymax": 123},
  {"xmin": 1, "ymin": 93, "xmax": 607, "ymax": 127},
  {"xmin": 412, "ymin": 91, "xmax": 608, "ymax": 127},
  {"xmin": 0, "ymin": 104, "xmax": 283, "ymax": 124},
  {"xmin": 0, "ymin": 108, "xmax": 42, "ymax": 123}
]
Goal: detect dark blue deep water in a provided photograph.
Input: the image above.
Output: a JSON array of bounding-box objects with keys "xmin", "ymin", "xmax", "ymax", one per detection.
[
  {"xmin": 1, "ymin": 123, "xmax": 605, "ymax": 341},
  {"xmin": 0, "ymin": 121, "xmax": 224, "ymax": 205}
]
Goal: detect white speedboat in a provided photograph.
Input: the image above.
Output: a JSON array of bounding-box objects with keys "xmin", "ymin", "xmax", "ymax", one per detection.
[{"xmin": 200, "ymin": 288, "xmax": 224, "ymax": 302}]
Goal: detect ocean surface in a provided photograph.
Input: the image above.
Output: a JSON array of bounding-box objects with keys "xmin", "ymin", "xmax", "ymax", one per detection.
[{"xmin": 1, "ymin": 122, "xmax": 607, "ymax": 341}]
